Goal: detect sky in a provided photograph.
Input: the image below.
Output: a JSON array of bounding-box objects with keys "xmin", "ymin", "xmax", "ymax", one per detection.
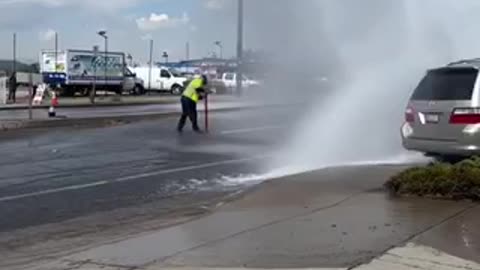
[
  {"xmin": 3, "ymin": 0, "xmax": 480, "ymax": 67},
  {"xmin": 0, "ymin": 0, "xmax": 240, "ymax": 63}
]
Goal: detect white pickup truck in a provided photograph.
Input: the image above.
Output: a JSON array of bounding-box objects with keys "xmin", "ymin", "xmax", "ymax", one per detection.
[
  {"xmin": 218, "ymin": 72, "xmax": 260, "ymax": 89},
  {"xmin": 133, "ymin": 67, "xmax": 188, "ymax": 95}
]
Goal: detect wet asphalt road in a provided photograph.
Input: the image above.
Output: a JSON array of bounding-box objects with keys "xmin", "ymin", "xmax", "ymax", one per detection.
[{"xmin": 0, "ymin": 106, "xmax": 299, "ymax": 233}]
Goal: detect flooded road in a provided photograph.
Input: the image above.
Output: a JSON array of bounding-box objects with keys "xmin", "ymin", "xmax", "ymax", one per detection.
[{"xmin": 0, "ymin": 107, "xmax": 299, "ymax": 233}]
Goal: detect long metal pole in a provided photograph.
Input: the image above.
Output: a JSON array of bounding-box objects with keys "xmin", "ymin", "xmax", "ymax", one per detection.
[
  {"xmin": 236, "ymin": 0, "xmax": 244, "ymax": 96},
  {"xmin": 104, "ymin": 37, "xmax": 108, "ymax": 96},
  {"xmin": 54, "ymin": 32, "xmax": 58, "ymax": 72},
  {"xmin": 204, "ymin": 93, "xmax": 209, "ymax": 133},
  {"xmin": 28, "ymin": 73, "xmax": 32, "ymax": 120},
  {"xmin": 216, "ymin": 42, "xmax": 223, "ymax": 59},
  {"xmin": 148, "ymin": 39, "xmax": 153, "ymax": 90},
  {"xmin": 13, "ymin": 33, "xmax": 16, "ymax": 74},
  {"xmin": 186, "ymin": 42, "xmax": 190, "ymax": 61},
  {"xmin": 90, "ymin": 46, "xmax": 98, "ymax": 104}
]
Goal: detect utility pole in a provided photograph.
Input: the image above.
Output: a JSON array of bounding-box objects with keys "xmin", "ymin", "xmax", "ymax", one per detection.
[
  {"xmin": 105, "ymin": 37, "xmax": 108, "ymax": 93},
  {"xmin": 127, "ymin": 54, "xmax": 133, "ymax": 66},
  {"xmin": 236, "ymin": 0, "xmax": 244, "ymax": 96},
  {"xmin": 215, "ymin": 41, "xmax": 223, "ymax": 59},
  {"xmin": 54, "ymin": 32, "xmax": 58, "ymax": 72},
  {"xmin": 90, "ymin": 45, "xmax": 99, "ymax": 104},
  {"xmin": 162, "ymin": 51, "xmax": 169, "ymax": 64},
  {"xmin": 186, "ymin": 42, "xmax": 190, "ymax": 61},
  {"xmin": 12, "ymin": 33, "xmax": 16, "ymax": 75},
  {"xmin": 97, "ymin": 30, "xmax": 108, "ymax": 96},
  {"xmin": 28, "ymin": 73, "xmax": 33, "ymax": 120},
  {"xmin": 148, "ymin": 39, "xmax": 153, "ymax": 90}
]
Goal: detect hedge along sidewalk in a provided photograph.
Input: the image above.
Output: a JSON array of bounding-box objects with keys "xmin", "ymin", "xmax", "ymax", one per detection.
[{"xmin": 385, "ymin": 157, "xmax": 480, "ymax": 201}]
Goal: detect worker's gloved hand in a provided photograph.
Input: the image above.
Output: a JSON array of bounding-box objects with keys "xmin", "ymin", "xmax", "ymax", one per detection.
[{"xmin": 197, "ymin": 88, "xmax": 207, "ymax": 100}]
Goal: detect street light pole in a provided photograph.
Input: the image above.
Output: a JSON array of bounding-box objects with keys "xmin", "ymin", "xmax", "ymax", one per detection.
[
  {"xmin": 104, "ymin": 36, "xmax": 108, "ymax": 93},
  {"xmin": 54, "ymin": 32, "xmax": 58, "ymax": 72},
  {"xmin": 162, "ymin": 51, "xmax": 169, "ymax": 65},
  {"xmin": 97, "ymin": 30, "xmax": 108, "ymax": 96},
  {"xmin": 12, "ymin": 33, "xmax": 16, "ymax": 75},
  {"xmin": 236, "ymin": 0, "xmax": 244, "ymax": 96},
  {"xmin": 127, "ymin": 54, "xmax": 133, "ymax": 66},
  {"xmin": 90, "ymin": 45, "xmax": 99, "ymax": 104},
  {"xmin": 215, "ymin": 41, "xmax": 223, "ymax": 59},
  {"xmin": 148, "ymin": 39, "xmax": 153, "ymax": 91}
]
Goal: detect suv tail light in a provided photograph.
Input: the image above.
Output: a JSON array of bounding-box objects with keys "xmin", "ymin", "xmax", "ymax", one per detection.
[
  {"xmin": 450, "ymin": 108, "xmax": 480, "ymax": 124},
  {"xmin": 405, "ymin": 107, "xmax": 415, "ymax": 123}
]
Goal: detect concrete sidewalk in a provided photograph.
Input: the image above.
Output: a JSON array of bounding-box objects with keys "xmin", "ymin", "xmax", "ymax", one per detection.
[{"xmin": 23, "ymin": 165, "xmax": 480, "ymax": 270}]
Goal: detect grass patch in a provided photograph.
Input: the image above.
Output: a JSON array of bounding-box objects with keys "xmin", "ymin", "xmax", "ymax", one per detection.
[{"xmin": 385, "ymin": 157, "xmax": 480, "ymax": 201}]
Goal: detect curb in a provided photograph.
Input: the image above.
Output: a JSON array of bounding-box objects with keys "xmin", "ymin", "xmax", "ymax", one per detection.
[
  {"xmin": 0, "ymin": 101, "xmax": 177, "ymax": 111},
  {"xmin": 0, "ymin": 105, "xmax": 275, "ymax": 132},
  {"xmin": 0, "ymin": 95, "xmax": 238, "ymax": 111}
]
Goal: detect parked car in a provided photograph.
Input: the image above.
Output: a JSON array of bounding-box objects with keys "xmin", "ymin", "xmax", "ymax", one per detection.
[
  {"xmin": 217, "ymin": 72, "xmax": 260, "ymax": 90},
  {"xmin": 402, "ymin": 59, "xmax": 480, "ymax": 158},
  {"xmin": 132, "ymin": 66, "xmax": 187, "ymax": 95}
]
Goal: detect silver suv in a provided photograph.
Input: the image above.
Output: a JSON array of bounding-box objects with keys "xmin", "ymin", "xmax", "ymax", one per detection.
[{"xmin": 402, "ymin": 59, "xmax": 480, "ymax": 158}]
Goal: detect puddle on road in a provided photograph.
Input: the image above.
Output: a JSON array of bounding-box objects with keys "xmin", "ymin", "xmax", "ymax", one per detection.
[{"xmin": 163, "ymin": 173, "xmax": 267, "ymax": 195}]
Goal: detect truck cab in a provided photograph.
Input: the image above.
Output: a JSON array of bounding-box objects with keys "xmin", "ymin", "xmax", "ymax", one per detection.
[
  {"xmin": 123, "ymin": 68, "xmax": 145, "ymax": 95},
  {"xmin": 133, "ymin": 67, "xmax": 187, "ymax": 95}
]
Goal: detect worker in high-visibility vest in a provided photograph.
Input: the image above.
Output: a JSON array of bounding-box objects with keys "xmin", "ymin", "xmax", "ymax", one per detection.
[{"xmin": 177, "ymin": 75, "xmax": 208, "ymax": 133}]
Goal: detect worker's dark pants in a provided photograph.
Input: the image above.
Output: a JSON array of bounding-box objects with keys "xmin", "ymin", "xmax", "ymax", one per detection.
[
  {"xmin": 8, "ymin": 88, "xmax": 16, "ymax": 103},
  {"xmin": 177, "ymin": 96, "xmax": 199, "ymax": 131}
]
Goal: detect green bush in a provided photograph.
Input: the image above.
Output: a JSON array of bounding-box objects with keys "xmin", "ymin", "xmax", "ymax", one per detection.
[{"xmin": 385, "ymin": 157, "xmax": 480, "ymax": 200}]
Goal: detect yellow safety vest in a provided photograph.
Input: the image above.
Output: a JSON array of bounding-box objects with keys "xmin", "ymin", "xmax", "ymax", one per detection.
[{"xmin": 182, "ymin": 78, "xmax": 203, "ymax": 103}]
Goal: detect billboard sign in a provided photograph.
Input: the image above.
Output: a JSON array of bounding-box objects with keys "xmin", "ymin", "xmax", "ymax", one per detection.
[
  {"xmin": 40, "ymin": 51, "xmax": 67, "ymax": 73},
  {"xmin": 67, "ymin": 50, "xmax": 124, "ymax": 83}
]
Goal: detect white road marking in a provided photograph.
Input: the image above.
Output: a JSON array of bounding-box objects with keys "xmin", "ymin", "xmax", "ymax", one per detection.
[
  {"xmin": 221, "ymin": 125, "xmax": 285, "ymax": 135},
  {"xmin": 0, "ymin": 155, "xmax": 268, "ymax": 203}
]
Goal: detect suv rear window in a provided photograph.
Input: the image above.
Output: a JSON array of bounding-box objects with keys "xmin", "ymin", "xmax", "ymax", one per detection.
[{"xmin": 411, "ymin": 68, "xmax": 478, "ymax": 100}]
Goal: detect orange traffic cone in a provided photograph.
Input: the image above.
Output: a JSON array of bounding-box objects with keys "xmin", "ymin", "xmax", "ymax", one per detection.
[{"xmin": 49, "ymin": 92, "xmax": 58, "ymax": 118}]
